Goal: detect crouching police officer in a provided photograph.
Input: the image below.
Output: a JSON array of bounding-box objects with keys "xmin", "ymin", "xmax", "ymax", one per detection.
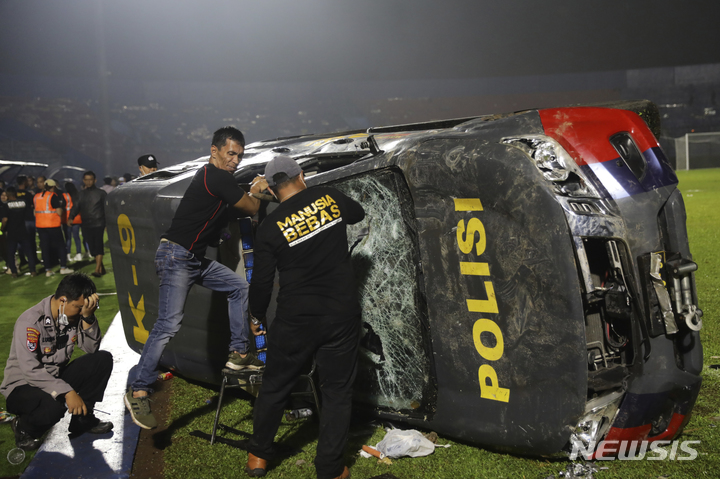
[{"xmin": 0, "ymin": 272, "xmax": 113, "ymax": 450}]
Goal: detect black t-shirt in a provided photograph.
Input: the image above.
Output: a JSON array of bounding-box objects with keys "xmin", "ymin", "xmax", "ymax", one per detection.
[
  {"xmin": 1, "ymin": 197, "xmax": 31, "ymax": 239},
  {"xmin": 249, "ymin": 186, "xmax": 365, "ymax": 319},
  {"xmin": 15, "ymin": 190, "xmax": 35, "ymax": 221},
  {"xmin": 164, "ymin": 164, "xmax": 245, "ymax": 258}
]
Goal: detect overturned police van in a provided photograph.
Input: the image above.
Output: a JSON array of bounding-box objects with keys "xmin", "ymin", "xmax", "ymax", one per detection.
[{"xmin": 107, "ymin": 100, "xmax": 702, "ymax": 456}]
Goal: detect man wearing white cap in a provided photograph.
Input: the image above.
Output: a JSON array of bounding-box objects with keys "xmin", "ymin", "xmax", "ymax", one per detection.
[{"xmin": 34, "ymin": 179, "xmax": 72, "ymax": 277}]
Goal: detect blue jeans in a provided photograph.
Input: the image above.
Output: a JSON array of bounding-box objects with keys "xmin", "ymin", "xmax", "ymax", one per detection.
[
  {"xmin": 64, "ymin": 224, "xmax": 83, "ymax": 255},
  {"xmin": 131, "ymin": 241, "xmax": 250, "ymax": 392}
]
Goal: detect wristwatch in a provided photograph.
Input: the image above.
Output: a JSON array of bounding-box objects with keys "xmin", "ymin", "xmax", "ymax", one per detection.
[
  {"xmin": 250, "ymin": 315, "xmax": 262, "ymax": 326},
  {"xmin": 82, "ymin": 315, "xmax": 97, "ymax": 325}
]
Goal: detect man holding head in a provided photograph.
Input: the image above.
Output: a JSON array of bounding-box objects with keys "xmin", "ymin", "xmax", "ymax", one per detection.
[
  {"xmin": 137, "ymin": 154, "xmax": 159, "ymax": 177},
  {"xmin": 125, "ymin": 126, "xmax": 268, "ymax": 430},
  {"xmin": 0, "ymin": 273, "xmax": 113, "ymax": 450},
  {"xmin": 245, "ymin": 155, "xmax": 365, "ymax": 479}
]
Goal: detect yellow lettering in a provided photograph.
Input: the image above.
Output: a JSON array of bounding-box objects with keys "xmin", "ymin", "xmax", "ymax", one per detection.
[
  {"xmin": 454, "ymin": 198, "xmax": 484, "ymax": 211},
  {"xmin": 473, "ymin": 318, "xmax": 504, "ymax": 361},
  {"xmin": 466, "ymin": 281, "xmax": 499, "ymax": 314},
  {"xmin": 325, "ymin": 194, "xmax": 336, "ymax": 205},
  {"xmin": 296, "ymin": 221, "xmax": 309, "ymax": 236},
  {"xmin": 291, "ymin": 213, "xmax": 303, "ymax": 224},
  {"xmin": 330, "ymin": 204, "xmax": 340, "ymax": 218},
  {"xmin": 128, "ymin": 293, "xmax": 148, "ymax": 344},
  {"xmin": 283, "ymin": 228, "xmax": 298, "ymax": 242},
  {"xmin": 457, "ymin": 218, "xmax": 486, "ymax": 255},
  {"xmin": 315, "ymin": 198, "xmax": 327, "ymax": 209},
  {"xmin": 306, "ymin": 215, "xmax": 319, "ymax": 231},
  {"xmin": 132, "ymin": 265, "xmax": 138, "ymax": 286},
  {"xmin": 478, "ymin": 364, "xmax": 510, "ymax": 402},
  {"xmin": 320, "ymin": 210, "xmax": 334, "ymax": 225},
  {"xmin": 304, "ymin": 204, "xmax": 318, "ymax": 215},
  {"xmin": 277, "ymin": 217, "xmax": 293, "ymax": 230},
  {"xmin": 460, "ymin": 262, "xmax": 490, "ymax": 276},
  {"xmin": 117, "ymin": 214, "xmax": 136, "ymax": 254}
]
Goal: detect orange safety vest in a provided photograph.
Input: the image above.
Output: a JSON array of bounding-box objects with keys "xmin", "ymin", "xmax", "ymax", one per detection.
[
  {"xmin": 34, "ymin": 191, "xmax": 62, "ymax": 228},
  {"xmin": 62, "ymin": 192, "xmax": 82, "ymax": 225}
]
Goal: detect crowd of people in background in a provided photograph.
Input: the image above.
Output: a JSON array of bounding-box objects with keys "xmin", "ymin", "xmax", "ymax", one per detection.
[
  {"xmin": 0, "ymin": 171, "xmax": 131, "ymax": 278},
  {"xmin": 0, "ymin": 154, "xmax": 160, "ymax": 277}
]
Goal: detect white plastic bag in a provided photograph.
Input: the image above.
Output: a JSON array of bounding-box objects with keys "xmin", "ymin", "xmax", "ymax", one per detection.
[{"xmin": 375, "ymin": 428, "xmax": 435, "ymax": 458}]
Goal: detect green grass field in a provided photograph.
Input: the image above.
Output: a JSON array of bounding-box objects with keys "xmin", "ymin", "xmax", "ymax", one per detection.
[
  {"xmin": 1, "ymin": 169, "xmax": 719, "ymax": 478},
  {"xmin": 0, "ymin": 238, "xmax": 119, "ymax": 477}
]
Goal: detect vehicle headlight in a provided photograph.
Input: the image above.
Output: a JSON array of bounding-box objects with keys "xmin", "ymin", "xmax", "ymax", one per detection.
[{"xmin": 502, "ymin": 136, "xmax": 600, "ymax": 198}]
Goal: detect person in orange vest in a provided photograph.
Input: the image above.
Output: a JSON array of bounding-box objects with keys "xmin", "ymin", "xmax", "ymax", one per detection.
[
  {"xmin": 34, "ymin": 180, "xmax": 72, "ymax": 277},
  {"xmin": 63, "ymin": 182, "xmax": 88, "ymax": 263}
]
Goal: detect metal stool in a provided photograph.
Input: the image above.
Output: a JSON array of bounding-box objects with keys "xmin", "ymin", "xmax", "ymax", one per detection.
[{"xmin": 210, "ymin": 360, "xmax": 320, "ymax": 445}]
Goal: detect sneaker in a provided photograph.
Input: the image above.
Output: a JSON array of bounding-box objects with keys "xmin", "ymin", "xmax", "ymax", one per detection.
[
  {"xmin": 11, "ymin": 417, "xmax": 42, "ymax": 451},
  {"xmin": 226, "ymin": 351, "xmax": 265, "ymax": 370},
  {"xmin": 60, "ymin": 267, "xmax": 73, "ymax": 274},
  {"xmin": 124, "ymin": 389, "xmax": 157, "ymax": 430},
  {"xmin": 74, "ymin": 253, "xmax": 83, "ymax": 262},
  {"xmin": 67, "ymin": 254, "xmax": 73, "ymax": 263},
  {"xmin": 30, "ymin": 271, "xmax": 37, "ymax": 277},
  {"xmin": 4, "ymin": 269, "xmax": 11, "ymax": 275},
  {"xmin": 45, "ymin": 270, "xmax": 55, "ymax": 277}
]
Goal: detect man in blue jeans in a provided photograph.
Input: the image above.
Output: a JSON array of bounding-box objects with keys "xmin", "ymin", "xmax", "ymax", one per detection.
[{"xmin": 124, "ymin": 126, "xmax": 268, "ymax": 429}]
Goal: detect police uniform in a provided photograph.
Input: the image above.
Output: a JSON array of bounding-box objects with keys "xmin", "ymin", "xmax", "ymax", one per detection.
[{"xmin": 0, "ymin": 296, "xmax": 113, "ymax": 439}]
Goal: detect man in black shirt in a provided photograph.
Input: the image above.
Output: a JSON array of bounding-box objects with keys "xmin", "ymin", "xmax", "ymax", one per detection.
[
  {"xmin": 15, "ymin": 175, "xmax": 37, "ymax": 267},
  {"xmin": 246, "ymin": 155, "xmax": 365, "ymax": 479},
  {"xmin": 125, "ymin": 126, "xmax": 268, "ymax": 430},
  {"xmin": 1, "ymin": 187, "xmax": 38, "ymax": 277},
  {"xmin": 69, "ymin": 171, "xmax": 107, "ymax": 277}
]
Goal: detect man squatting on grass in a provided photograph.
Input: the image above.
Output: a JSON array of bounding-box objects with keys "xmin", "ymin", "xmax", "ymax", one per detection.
[
  {"xmin": 125, "ymin": 126, "xmax": 268, "ymax": 429},
  {"xmin": 0, "ymin": 273, "xmax": 113, "ymax": 451}
]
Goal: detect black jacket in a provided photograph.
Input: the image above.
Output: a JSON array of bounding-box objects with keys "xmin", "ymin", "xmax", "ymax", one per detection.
[{"xmin": 69, "ymin": 186, "xmax": 107, "ymax": 229}]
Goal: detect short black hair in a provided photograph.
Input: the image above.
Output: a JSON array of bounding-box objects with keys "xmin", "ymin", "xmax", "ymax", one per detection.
[
  {"xmin": 54, "ymin": 272, "xmax": 97, "ymax": 302},
  {"xmin": 84, "ymin": 170, "xmax": 96, "ymax": 179},
  {"xmin": 272, "ymin": 173, "xmax": 301, "ymax": 190},
  {"xmin": 212, "ymin": 126, "xmax": 245, "ymax": 150},
  {"xmin": 16, "ymin": 175, "xmax": 27, "ymax": 187},
  {"xmin": 103, "ymin": 176, "xmax": 113, "ymax": 185},
  {"xmin": 5, "ymin": 186, "xmax": 16, "ymax": 195}
]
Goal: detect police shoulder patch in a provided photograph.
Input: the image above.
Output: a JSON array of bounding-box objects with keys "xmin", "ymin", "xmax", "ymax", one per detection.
[{"xmin": 26, "ymin": 327, "xmax": 40, "ymax": 352}]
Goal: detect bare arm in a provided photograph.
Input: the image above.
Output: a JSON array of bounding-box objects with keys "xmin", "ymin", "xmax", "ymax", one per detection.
[{"xmin": 232, "ymin": 175, "xmax": 269, "ymax": 216}]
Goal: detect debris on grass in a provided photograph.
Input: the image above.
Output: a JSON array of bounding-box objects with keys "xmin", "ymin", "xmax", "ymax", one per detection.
[{"xmin": 555, "ymin": 461, "xmax": 608, "ymax": 478}]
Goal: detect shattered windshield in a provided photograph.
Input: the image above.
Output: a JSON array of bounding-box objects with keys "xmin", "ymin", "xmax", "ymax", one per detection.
[{"xmin": 334, "ymin": 169, "xmax": 433, "ymax": 414}]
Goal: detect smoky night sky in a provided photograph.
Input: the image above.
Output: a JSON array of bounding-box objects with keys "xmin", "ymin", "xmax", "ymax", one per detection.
[
  {"xmin": 2, "ymin": 0, "xmax": 720, "ymax": 84},
  {"xmin": 1, "ymin": 0, "xmax": 719, "ymax": 174}
]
